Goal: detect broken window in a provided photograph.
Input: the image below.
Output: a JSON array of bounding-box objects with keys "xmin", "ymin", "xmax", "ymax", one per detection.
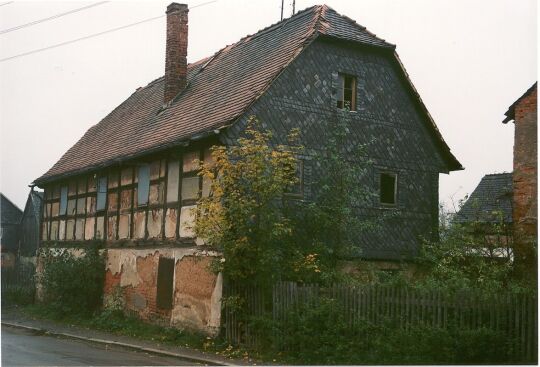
[
  {"xmin": 337, "ymin": 73, "xmax": 357, "ymax": 111},
  {"xmin": 137, "ymin": 164, "xmax": 150, "ymax": 206},
  {"xmin": 156, "ymin": 257, "xmax": 175, "ymax": 309},
  {"xmin": 380, "ymin": 172, "xmax": 397, "ymax": 205},
  {"xmin": 59, "ymin": 186, "xmax": 68, "ymax": 216},
  {"xmin": 96, "ymin": 176, "xmax": 107, "ymax": 211}
]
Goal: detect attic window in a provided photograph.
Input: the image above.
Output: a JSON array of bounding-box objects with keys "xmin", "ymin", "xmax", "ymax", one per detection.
[
  {"xmin": 337, "ymin": 73, "xmax": 357, "ymax": 111},
  {"xmin": 380, "ymin": 172, "xmax": 397, "ymax": 206}
]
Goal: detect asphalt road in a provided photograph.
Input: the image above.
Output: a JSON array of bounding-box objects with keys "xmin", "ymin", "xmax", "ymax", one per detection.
[{"xmin": 1, "ymin": 325, "xmax": 202, "ymax": 366}]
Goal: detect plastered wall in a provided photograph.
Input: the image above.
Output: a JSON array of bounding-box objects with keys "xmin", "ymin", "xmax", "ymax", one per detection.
[{"xmin": 104, "ymin": 248, "xmax": 222, "ymax": 335}]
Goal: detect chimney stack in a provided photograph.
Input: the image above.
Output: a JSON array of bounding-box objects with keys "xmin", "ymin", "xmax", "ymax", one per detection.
[{"xmin": 164, "ymin": 3, "xmax": 188, "ymax": 104}]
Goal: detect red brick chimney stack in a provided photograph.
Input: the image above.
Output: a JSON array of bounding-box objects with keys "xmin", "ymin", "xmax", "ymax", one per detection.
[{"xmin": 164, "ymin": 3, "xmax": 188, "ymax": 104}]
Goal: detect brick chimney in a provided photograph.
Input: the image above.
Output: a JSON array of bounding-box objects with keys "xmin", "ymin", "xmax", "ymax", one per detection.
[{"xmin": 164, "ymin": 3, "xmax": 188, "ymax": 104}]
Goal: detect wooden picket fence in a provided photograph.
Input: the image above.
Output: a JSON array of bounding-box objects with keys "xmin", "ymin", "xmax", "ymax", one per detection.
[
  {"xmin": 1, "ymin": 262, "xmax": 36, "ymax": 305},
  {"xmin": 222, "ymin": 281, "xmax": 538, "ymax": 363}
]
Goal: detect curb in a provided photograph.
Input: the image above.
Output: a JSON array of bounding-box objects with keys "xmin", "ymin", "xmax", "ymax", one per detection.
[{"xmin": 1, "ymin": 321, "xmax": 233, "ymax": 366}]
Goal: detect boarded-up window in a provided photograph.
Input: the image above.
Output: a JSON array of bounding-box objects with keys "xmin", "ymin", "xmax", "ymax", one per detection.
[
  {"xmin": 76, "ymin": 197, "xmax": 85, "ymax": 215},
  {"xmin": 77, "ymin": 178, "xmax": 87, "ymax": 194},
  {"xmin": 138, "ymin": 164, "xmax": 150, "ymax": 206},
  {"xmin": 156, "ymin": 257, "xmax": 175, "ymax": 309},
  {"xmin": 59, "ymin": 186, "xmax": 68, "ymax": 215},
  {"xmin": 97, "ymin": 177, "xmax": 107, "ymax": 211},
  {"xmin": 67, "ymin": 199, "xmax": 76, "ymax": 216},
  {"xmin": 337, "ymin": 73, "xmax": 357, "ymax": 111},
  {"xmin": 181, "ymin": 177, "xmax": 199, "ymax": 200},
  {"xmin": 380, "ymin": 172, "xmax": 397, "ymax": 205},
  {"xmin": 166, "ymin": 161, "xmax": 180, "ymax": 203},
  {"xmin": 182, "ymin": 151, "xmax": 200, "ymax": 172}
]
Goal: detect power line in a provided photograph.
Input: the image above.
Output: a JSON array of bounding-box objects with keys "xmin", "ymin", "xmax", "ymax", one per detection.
[
  {"xmin": 0, "ymin": 14, "xmax": 165, "ymax": 62},
  {"xmin": 0, "ymin": 0, "xmax": 220, "ymax": 63},
  {"xmin": 0, "ymin": 2, "xmax": 14, "ymax": 7},
  {"xmin": 0, "ymin": 1, "xmax": 109, "ymax": 35}
]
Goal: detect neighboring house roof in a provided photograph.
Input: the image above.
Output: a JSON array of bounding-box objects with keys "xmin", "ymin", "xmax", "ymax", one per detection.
[
  {"xmin": 35, "ymin": 4, "xmax": 461, "ymax": 185},
  {"xmin": 0, "ymin": 193, "xmax": 23, "ymax": 225},
  {"xmin": 455, "ymin": 173, "xmax": 513, "ymax": 224},
  {"xmin": 503, "ymin": 82, "xmax": 537, "ymax": 123},
  {"xmin": 22, "ymin": 190, "xmax": 43, "ymax": 222}
]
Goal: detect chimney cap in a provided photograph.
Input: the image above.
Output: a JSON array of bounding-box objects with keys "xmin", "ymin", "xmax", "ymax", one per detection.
[{"xmin": 167, "ymin": 3, "xmax": 188, "ymax": 14}]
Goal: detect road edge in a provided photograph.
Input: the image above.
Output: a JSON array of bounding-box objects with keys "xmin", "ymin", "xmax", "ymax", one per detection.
[{"xmin": 1, "ymin": 321, "xmax": 233, "ymax": 366}]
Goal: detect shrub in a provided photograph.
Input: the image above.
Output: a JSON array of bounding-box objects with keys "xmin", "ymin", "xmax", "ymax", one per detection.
[
  {"xmin": 38, "ymin": 247, "xmax": 105, "ymax": 317},
  {"xmin": 254, "ymin": 297, "xmax": 513, "ymax": 365},
  {"xmin": 1, "ymin": 286, "xmax": 35, "ymax": 306}
]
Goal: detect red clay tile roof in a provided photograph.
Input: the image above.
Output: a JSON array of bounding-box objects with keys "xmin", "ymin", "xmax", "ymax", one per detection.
[{"xmin": 35, "ymin": 4, "xmax": 460, "ymax": 184}]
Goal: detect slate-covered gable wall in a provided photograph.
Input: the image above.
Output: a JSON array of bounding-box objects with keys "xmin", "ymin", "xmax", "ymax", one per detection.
[{"xmin": 222, "ymin": 38, "xmax": 443, "ymax": 260}]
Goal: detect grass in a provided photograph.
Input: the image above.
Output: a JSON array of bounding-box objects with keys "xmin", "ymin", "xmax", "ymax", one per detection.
[{"xmin": 20, "ymin": 305, "xmax": 259, "ymax": 364}]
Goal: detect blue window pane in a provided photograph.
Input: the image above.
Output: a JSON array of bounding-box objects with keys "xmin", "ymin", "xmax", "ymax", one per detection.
[
  {"xmin": 97, "ymin": 176, "xmax": 107, "ymax": 211},
  {"xmin": 59, "ymin": 186, "xmax": 68, "ymax": 215},
  {"xmin": 138, "ymin": 165, "xmax": 150, "ymax": 206}
]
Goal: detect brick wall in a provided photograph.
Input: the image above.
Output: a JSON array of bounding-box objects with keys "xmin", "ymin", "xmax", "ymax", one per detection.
[
  {"xmin": 512, "ymin": 85, "xmax": 537, "ymax": 275},
  {"xmin": 103, "ymin": 248, "xmax": 221, "ymax": 334},
  {"xmin": 164, "ymin": 3, "xmax": 188, "ymax": 103}
]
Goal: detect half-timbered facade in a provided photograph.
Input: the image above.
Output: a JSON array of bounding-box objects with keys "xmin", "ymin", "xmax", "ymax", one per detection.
[{"xmin": 34, "ymin": 3, "xmax": 461, "ymax": 333}]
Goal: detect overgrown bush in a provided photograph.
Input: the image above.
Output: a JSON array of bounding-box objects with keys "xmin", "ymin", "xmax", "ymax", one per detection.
[
  {"xmin": 38, "ymin": 247, "xmax": 105, "ymax": 317},
  {"xmin": 253, "ymin": 297, "xmax": 513, "ymax": 365}
]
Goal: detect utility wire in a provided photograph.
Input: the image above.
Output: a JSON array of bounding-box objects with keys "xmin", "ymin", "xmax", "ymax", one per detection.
[
  {"xmin": 0, "ymin": 1, "xmax": 109, "ymax": 35},
  {"xmin": 0, "ymin": 0, "xmax": 219, "ymax": 63},
  {"xmin": 1, "ymin": 14, "xmax": 164, "ymax": 62},
  {"xmin": 0, "ymin": 2, "xmax": 14, "ymax": 7}
]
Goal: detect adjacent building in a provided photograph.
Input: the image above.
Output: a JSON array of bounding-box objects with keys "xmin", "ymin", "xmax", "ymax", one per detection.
[
  {"xmin": 19, "ymin": 189, "xmax": 44, "ymax": 260},
  {"xmin": 503, "ymin": 82, "xmax": 537, "ymax": 276},
  {"xmin": 0, "ymin": 193, "xmax": 23, "ymax": 267}
]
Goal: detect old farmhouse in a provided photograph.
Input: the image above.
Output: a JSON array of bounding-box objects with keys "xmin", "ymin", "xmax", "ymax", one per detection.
[{"xmin": 33, "ymin": 4, "xmax": 461, "ymax": 333}]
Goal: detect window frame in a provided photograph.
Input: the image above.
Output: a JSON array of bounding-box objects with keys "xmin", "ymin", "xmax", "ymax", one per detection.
[
  {"xmin": 59, "ymin": 185, "xmax": 68, "ymax": 216},
  {"xmin": 96, "ymin": 176, "xmax": 108, "ymax": 212},
  {"xmin": 337, "ymin": 73, "xmax": 357, "ymax": 111},
  {"xmin": 137, "ymin": 164, "xmax": 150, "ymax": 207},
  {"xmin": 379, "ymin": 172, "xmax": 398, "ymax": 207},
  {"xmin": 284, "ymin": 159, "xmax": 304, "ymax": 199}
]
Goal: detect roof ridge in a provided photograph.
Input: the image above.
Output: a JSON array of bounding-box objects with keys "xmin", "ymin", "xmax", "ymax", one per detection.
[
  {"xmin": 484, "ymin": 172, "xmax": 512, "ymax": 176},
  {"xmin": 320, "ymin": 4, "xmax": 394, "ymax": 48}
]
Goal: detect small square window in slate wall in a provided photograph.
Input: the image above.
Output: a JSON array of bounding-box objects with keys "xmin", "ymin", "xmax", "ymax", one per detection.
[{"xmin": 156, "ymin": 257, "xmax": 175, "ymax": 309}]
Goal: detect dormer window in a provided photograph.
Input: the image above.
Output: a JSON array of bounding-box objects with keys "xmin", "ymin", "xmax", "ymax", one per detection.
[{"xmin": 337, "ymin": 73, "xmax": 357, "ymax": 111}]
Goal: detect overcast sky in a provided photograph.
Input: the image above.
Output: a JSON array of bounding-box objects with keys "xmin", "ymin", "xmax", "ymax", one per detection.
[{"xmin": 0, "ymin": 0, "xmax": 537, "ymax": 210}]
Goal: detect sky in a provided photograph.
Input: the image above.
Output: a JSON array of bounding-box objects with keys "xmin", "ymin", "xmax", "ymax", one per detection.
[{"xmin": 0, "ymin": 0, "xmax": 537, "ymax": 211}]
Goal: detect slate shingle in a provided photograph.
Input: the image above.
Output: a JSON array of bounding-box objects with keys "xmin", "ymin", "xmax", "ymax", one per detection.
[{"xmin": 456, "ymin": 173, "xmax": 513, "ymax": 224}]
